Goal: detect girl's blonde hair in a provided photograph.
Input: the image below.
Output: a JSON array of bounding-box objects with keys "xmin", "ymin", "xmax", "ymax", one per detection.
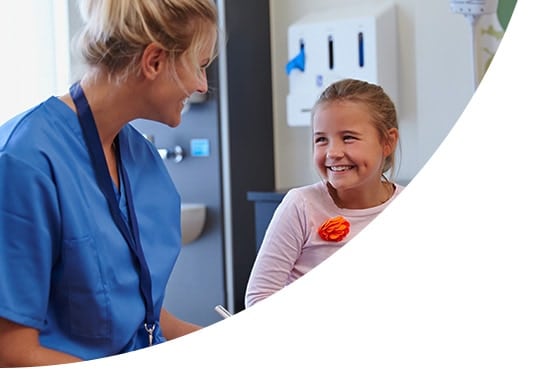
[
  {"xmin": 76, "ymin": 0, "xmax": 218, "ymax": 83},
  {"xmin": 311, "ymin": 78, "xmax": 399, "ymax": 178}
]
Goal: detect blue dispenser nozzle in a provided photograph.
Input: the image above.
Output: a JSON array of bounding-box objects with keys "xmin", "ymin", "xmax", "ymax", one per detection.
[{"xmin": 285, "ymin": 47, "xmax": 305, "ymax": 75}]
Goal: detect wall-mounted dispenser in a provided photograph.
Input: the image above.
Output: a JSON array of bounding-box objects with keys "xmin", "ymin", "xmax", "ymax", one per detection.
[{"xmin": 285, "ymin": 2, "xmax": 398, "ymax": 126}]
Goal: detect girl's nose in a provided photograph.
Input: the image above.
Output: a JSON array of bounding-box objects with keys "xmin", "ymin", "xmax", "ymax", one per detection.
[{"xmin": 326, "ymin": 144, "xmax": 344, "ymax": 158}]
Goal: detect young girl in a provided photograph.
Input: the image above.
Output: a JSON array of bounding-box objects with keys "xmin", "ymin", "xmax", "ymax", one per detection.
[
  {"xmin": 0, "ymin": 0, "xmax": 218, "ymax": 365},
  {"xmin": 245, "ymin": 78, "xmax": 404, "ymax": 308}
]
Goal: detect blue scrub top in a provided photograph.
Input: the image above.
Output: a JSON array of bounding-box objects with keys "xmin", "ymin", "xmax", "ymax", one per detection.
[{"xmin": 0, "ymin": 97, "xmax": 182, "ymax": 359}]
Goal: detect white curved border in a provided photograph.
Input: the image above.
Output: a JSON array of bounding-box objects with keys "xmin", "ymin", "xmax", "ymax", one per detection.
[{"xmin": 49, "ymin": 1, "xmax": 550, "ymax": 368}]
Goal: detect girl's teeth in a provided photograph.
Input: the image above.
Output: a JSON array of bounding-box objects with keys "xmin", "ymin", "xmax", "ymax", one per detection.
[{"xmin": 331, "ymin": 166, "xmax": 351, "ymax": 171}]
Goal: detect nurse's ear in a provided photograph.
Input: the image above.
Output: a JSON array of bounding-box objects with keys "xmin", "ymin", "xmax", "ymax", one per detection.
[{"xmin": 141, "ymin": 43, "xmax": 167, "ymax": 80}]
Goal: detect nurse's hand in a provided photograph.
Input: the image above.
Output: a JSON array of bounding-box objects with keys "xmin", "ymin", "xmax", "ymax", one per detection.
[
  {"xmin": 0, "ymin": 317, "xmax": 82, "ymax": 366},
  {"xmin": 160, "ymin": 308, "xmax": 202, "ymax": 339}
]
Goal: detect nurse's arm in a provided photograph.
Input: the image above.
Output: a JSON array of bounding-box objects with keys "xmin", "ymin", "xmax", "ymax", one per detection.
[
  {"xmin": 159, "ymin": 308, "xmax": 202, "ymax": 339},
  {"xmin": 0, "ymin": 317, "xmax": 82, "ymax": 366}
]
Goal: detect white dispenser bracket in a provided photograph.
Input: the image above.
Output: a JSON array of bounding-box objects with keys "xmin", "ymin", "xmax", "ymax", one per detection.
[
  {"xmin": 285, "ymin": 2, "xmax": 399, "ymax": 126},
  {"xmin": 449, "ymin": 0, "xmax": 498, "ymax": 25}
]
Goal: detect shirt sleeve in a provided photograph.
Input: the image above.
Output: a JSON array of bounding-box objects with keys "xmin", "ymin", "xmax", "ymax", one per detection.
[
  {"xmin": 244, "ymin": 189, "xmax": 308, "ymax": 307},
  {"xmin": 0, "ymin": 153, "xmax": 60, "ymax": 329}
]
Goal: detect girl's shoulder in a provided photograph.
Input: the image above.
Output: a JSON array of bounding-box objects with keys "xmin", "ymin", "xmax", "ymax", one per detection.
[{"xmin": 285, "ymin": 181, "xmax": 331, "ymax": 202}]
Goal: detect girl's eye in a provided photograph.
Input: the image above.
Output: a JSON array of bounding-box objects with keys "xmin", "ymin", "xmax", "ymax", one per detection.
[
  {"xmin": 343, "ymin": 135, "xmax": 357, "ymax": 142},
  {"xmin": 314, "ymin": 137, "xmax": 327, "ymax": 144}
]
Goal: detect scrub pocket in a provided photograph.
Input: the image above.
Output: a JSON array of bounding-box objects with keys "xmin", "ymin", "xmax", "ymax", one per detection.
[{"xmin": 62, "ymin": 235, "xmax": 111, "ymax": 339}]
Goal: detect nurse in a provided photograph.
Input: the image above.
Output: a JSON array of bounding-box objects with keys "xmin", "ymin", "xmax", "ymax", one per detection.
[{"xmin": 0, "ymin": 0, "xmax": 218, "ymax": 365}]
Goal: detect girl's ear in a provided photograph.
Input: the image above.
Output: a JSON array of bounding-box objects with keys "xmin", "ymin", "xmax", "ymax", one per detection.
[
  {"xmin": 141, "ymin": 43, "xmax": 167, "ymax": 80},
  {"xmin": 383, "ymin": 127, "xmax": 399, "ymax": 157}
]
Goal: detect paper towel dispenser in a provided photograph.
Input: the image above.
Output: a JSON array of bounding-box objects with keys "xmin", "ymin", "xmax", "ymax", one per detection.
[{"xmin": 285, "ymin": 1, "xmax": 399, "ymax": 126}]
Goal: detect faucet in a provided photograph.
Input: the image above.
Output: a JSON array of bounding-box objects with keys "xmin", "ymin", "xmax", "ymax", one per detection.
[
  {"xmin": 143, "ymin": 134, "xmax": 185, "ymax": 163},
  {"xmin": 157, "ymin": 145, "xmax": 185, "ymax": 163}
]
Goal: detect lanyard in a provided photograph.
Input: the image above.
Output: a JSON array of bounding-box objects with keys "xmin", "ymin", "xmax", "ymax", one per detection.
[{"xmin": 69, "ymin": 82, "xmax": 157, "ymax": 346}]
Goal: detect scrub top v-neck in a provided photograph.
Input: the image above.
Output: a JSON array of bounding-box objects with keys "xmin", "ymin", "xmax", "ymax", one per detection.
[{"xmin": 0, "ymin": 91, "xmax": 182, "ymax": 359}]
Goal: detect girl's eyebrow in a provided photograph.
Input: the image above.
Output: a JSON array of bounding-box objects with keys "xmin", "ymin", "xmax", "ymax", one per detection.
[{"xmin": 314, "ymin": 129, "xmax": 362, "ymax": 135}]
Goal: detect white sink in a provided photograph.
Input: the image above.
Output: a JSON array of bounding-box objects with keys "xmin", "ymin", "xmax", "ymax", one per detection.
[{"xmin": 180, "ymin": 203, "xmax": 206, "ymax": 245}]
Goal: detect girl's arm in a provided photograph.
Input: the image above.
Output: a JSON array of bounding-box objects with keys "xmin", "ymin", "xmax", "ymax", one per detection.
[{"xmin": 245, "ymin": 192, "xmax": 305, "ymax": 307}]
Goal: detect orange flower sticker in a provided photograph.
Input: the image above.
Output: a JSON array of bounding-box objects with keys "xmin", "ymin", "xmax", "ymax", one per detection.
[{"xmin": 318, "ymin": 216, "xmax": 350, "ymax": 242}]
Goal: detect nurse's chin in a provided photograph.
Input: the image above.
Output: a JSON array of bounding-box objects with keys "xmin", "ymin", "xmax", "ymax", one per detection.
[
  {"xmin": 164, "ymin": 118, "xmax": 183, "ymax": 128},
  {"xmin": 156, "ymin": 113, "xmax": 183, "ymax": 128}
]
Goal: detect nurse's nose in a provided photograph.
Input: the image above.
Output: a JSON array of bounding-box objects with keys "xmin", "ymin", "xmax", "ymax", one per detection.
[{"xmin": 195, "ymin": 70, "xmax": 208, "ymax": 94}]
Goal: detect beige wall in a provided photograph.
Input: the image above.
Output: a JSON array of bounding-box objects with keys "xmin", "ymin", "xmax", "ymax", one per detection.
[{"xmin": 270, "ymin": 0, "xmax": 475, "ymax": 190}]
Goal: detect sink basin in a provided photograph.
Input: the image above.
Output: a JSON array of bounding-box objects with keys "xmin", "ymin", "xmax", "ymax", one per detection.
[{"xmin": 180, "ymin": 203, "xmax": 206, "ymax": 245}]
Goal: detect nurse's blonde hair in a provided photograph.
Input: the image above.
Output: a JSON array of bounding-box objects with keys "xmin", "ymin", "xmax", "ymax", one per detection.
[{"xmin": 76, "ymin": 0, "xmax": 218, "ymax": 83}]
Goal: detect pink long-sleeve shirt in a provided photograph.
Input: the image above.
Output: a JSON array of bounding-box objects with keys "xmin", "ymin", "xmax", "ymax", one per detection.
[{"xmin": 245, "ymin": 180, "xmax": 404, "ymax": 308}]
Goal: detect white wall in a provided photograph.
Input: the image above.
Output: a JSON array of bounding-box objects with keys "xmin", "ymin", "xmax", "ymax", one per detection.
[
  {"xmin": 0, "ymin": 0, "xmax": 70, "ymax": 124},
  {"xmin": 270, "ymin": 0, "xmax": 475, "ymax": 189}
]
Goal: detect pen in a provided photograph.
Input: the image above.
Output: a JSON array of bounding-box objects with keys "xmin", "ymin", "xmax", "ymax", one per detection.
[{"xmin": 214, "ymin": 304, "xmax": 232, "ymax": 319}]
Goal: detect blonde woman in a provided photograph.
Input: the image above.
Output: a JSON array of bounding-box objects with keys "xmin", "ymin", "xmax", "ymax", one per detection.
[{"xmin": 0, "ymin": 0, "xmax": 218, "ymax": 364}]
